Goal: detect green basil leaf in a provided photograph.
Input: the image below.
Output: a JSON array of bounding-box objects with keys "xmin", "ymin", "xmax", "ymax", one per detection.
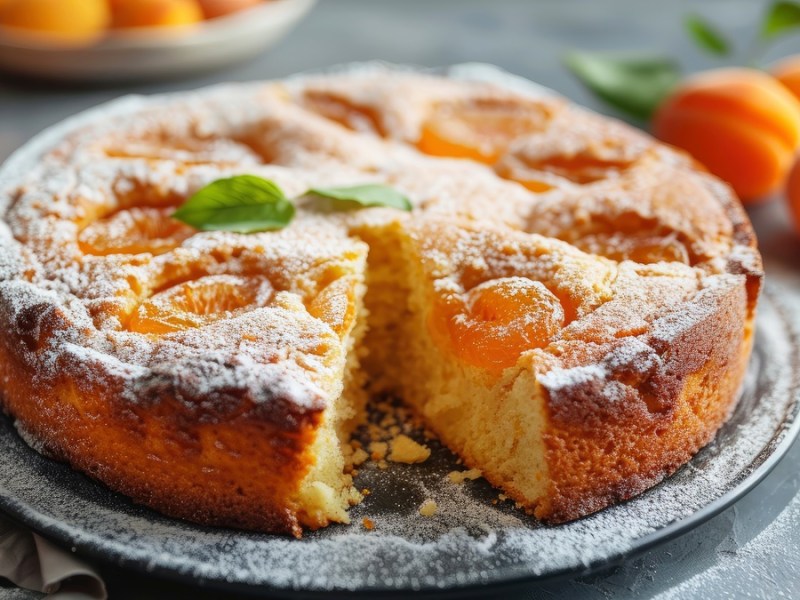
[
  {"xmin": 762, "ymin": 1, "xmax": 800, "ymax": 39},
  {"xmin": 685, "ymin": 14, "xmax": 731, "ymax": 56},
  {"xmin": 308, "ymin": 184, "xmax": 412, "ymax": 211},
  {"xmin": 172, "ymin": 175, "xmax": 295, "ymax": 233},
  {"xmin": 564, "ymin": 51, "xmax": 681, "ymax": 120}
]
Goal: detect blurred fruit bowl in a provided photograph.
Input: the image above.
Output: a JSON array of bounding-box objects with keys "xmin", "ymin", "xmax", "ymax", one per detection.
[{"xmin": 0, "ymin": 0, "xmax": 315, "ymax": 82}]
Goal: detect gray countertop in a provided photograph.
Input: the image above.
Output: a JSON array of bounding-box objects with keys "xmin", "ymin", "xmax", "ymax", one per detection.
[{"xmin": 1, "ymin": 1, "xmax": 799, "ymax": 598}]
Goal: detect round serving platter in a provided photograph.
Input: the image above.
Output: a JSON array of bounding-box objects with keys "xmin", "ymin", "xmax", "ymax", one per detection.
[
  {"xmin": 0, "ymin": 64, "xmax": 799, "ymax": 598},
  {"xmin": 0, "ymin": 285, "xmax": 796, "ymax": 598}
]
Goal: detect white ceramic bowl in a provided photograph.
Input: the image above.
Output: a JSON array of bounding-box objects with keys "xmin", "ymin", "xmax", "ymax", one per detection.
[{"xmin": 0, "ymin": 0, "xmax": 316, "ymax": 82}]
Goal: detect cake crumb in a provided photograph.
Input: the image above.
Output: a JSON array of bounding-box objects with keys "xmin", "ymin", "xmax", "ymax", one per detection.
[
  {"xmin": 366, "ymin": 423, "xmax": 383, "ymax": 441},
  {"xmin": 375, "ymin": 400, "xmax": 395, "ymax": 414},
  {"xmin": 361, "ymin": 488, "xmax": 371, "ymax": 496},
  {"xmin": 369, "ymin": 441, "xmax": 388, "ymax": 461},
  {"xmin": 448, "ymin": 468, "xmax": 482, "ymax": 484},
  {"xmin": 351, "ymin": 448, "xmax": 369, "ymax": 466},
  {"xmin": 362, "ymin": 517, "xmax": 375, "ymax": 530},
  {"xmin": 419, "ymin": 499, "xmax": 438, "ymax": 517},
  {"xmin": 377, "ymin": 459, "xmax": 389, "ymax": 469},
  {"xmin": 388, "ymin": 434, "xmax": 431, "ymax": 464},
  {"xmin": 348, "ymin": 488, "xmax": 363, "ymax": 505}
]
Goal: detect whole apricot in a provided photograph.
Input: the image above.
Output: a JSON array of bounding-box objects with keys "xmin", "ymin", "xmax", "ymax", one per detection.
[
  {"xmin": 785, "ymin": 158, "xmax": 800, "ymax": 235},
  {"xmin": 197, "ymin": 0, "xmax": 262, "ymax": 19},
  {"xmin": 111, "ymin": 0, "xmax": 203, "ymax": 29},
  {"xmin": 772, "ymin": 55, "xmax": 800, "ymax": 102},
  {"xmin": 0, "ymin": 0, "xmax": 109, "ymax": 45},
  {"xmin": 653, "ymin": 68, "xmax": 800, "ymax": 203}
]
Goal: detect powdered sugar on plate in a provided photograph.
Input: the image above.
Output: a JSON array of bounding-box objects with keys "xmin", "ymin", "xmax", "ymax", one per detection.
[{"xmin": 0, "ymin": 282, "xmax": 796, "ymax": 592}]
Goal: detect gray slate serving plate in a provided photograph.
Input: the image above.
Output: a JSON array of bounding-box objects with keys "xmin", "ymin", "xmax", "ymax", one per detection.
[{"xmin": 0, "ymin": 64, "xmax": 798, "ymax": 597}]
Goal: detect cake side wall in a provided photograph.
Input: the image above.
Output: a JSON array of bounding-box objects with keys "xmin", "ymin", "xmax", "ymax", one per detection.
[
  {"xmin": 537, "ymin": 280, "xmax": 751, "ymax": 523},
  {"xmin": 0, "ymin": 308, "xmax": 325, "ymax": 537}
]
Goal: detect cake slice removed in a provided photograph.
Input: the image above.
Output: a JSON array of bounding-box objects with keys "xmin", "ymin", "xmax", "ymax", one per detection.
[{"xmin": 356, "ymin": 217, "xmax": 753, "ymax": 522}]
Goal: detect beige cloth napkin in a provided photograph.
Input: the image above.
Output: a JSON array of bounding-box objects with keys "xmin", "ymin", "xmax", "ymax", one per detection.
[{"xmin": 0, "ymin": 515, "xmax": 106, "ymax": 599}]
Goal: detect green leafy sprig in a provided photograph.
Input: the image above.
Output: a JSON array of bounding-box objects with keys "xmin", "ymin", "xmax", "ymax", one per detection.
[
  {"xmin": 308, "ymin": 184, "xmax": 412, "ymax": 211},
  {"xmin": 172, "ymin": 176, "xmax": 411, "ymax": 234},
  {"xmin": 564, "ymin": 1, "xmax": 800, "ymax": 121},
  {"xmin": 685, "ymin": 14, "xmax": 731, "ymax": 56},
  {"xmin": 563, "ymin": 53, "xmax": 681, "ymax": 121},
  {"xmin": 172, "ymin": 175, "xmax": 295, "ymax": 233},
  {"xmin": 762, "ymin": 0, "xmax": 800, "ymax": 39}
]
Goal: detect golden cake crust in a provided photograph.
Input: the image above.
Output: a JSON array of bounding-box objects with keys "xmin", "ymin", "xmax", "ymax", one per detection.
[{"xmin": 0, "ymin": 67, "xmax": 763, "ymax": 532}]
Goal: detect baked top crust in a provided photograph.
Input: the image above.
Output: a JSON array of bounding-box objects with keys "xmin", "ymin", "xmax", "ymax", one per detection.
[{"xmin": 0, "ymin": 67, "xmax": 763, "ymax": 530}]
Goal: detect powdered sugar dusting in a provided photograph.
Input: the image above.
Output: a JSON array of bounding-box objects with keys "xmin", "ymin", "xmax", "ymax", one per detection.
[
  {"xmin": 652, "ymin": 482, "xmax": 800, "ymax": 599},
  {"xmin": 0, "ymin": 62, "xmax": 756, "ymax": 425}
]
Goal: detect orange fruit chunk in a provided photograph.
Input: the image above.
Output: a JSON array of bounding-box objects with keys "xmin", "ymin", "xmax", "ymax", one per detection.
[
  {"xmin": 418, "ymin": 101, "xmax": 548, "ymax": 164},
  {"xmin": 79, "ymin": 207, "xmax": 194, "ymax": 256},
  {"xmin": 433, "ymin": 277, "xmax": 564, "ymax": 373},
  {"xmin": 128, "ymin": 275, "xmax": 273, "ymax": 334},
  {"xmin": 302, "ymin": 91, "xmax": 385, "ymax": 135},
  {"xmin": 514, "ymin": 179, "xmax": 555, "ymax": 193},
  {"xmin": 575, "ymin": 232, "xmax": 690, "ymax": 265},
  {"xmin": 307, "ymin": 277, "xmax": 358, "ymax": 337},
  {"xmin": 526, "ymin": 154, "xmax": 633, "ymax": 184},
  {"xmin": 0, "ymin": 0, "xmax": 109, "ymax": 45}
]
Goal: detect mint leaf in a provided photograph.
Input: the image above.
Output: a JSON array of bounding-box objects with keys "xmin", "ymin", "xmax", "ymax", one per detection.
[
  {"xmin": 685, "ymin": 14, "xmax": 731, "ymax": 56},
  {"xmin": 172, "ymin": 179, "xmax": 411, "ymax": 233},
  {"xmin": 172, "ymin": 175, "xmax": 295, "ymax": 233},
  {"xmin": 564, "ymin": 51, "xmax": 681, "ymax": 120},
  {"xmin": 308, "ymin": 184, "xmax": 412, "ymax": 211},
  {"xmin": 762, "ymin": 1, "xmax": 800, "ymax": 39}
]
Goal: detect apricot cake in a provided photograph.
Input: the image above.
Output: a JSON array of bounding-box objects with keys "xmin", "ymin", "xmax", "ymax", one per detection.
[{"xmin": 0, "ymin": 67, "xmax": 762, "ymax": 536}]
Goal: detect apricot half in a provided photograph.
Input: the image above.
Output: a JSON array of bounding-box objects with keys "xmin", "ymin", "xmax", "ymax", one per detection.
[
  {"xmin": 79, "ymin": 207, "xmax": 194, "ymax": 256},
  {"xmin": 418, "ymin": 101, "xmax": 550, "ymax": 164},
  {"xmin": 434, "ymin": 277, "xmax": 564, "ymax": 373},
  {"xmin": 128, "ymin": 275, "xmax": 273, "ymax": 334},
  {"xmin": 308, "ymin": 277, "xmax": 358, "ymax": 337}
]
